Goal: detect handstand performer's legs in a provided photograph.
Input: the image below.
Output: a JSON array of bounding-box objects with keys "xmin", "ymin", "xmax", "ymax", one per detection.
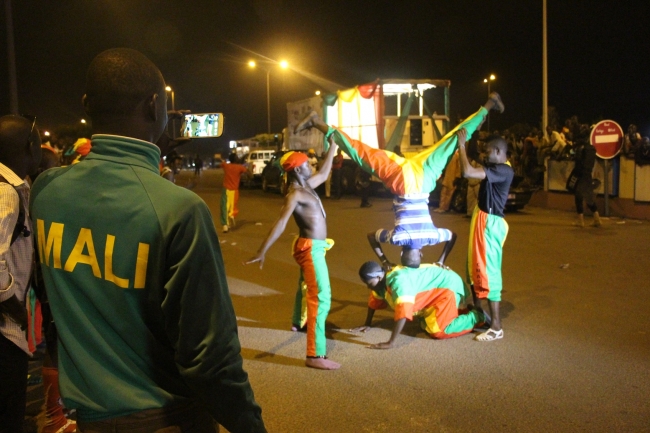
[
  {"xmin": 295, "ymin": 110, "xmax": 405, "ymax": 195},
  {"xmin": 417, "ymin": 93, "xmax": 504, "ymax": 191}
]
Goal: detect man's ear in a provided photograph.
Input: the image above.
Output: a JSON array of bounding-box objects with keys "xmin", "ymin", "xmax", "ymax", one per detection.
[{"xmin": 147, "ymin": 93, "xmax": 159, "ymax": 121}]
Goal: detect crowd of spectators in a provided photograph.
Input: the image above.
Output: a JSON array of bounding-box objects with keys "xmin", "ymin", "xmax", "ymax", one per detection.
[{"xmin": 483, "ymin": 117, "xmax": 650, "ymax": 188}]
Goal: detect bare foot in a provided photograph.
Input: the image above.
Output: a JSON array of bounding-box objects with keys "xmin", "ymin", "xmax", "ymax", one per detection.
[
  {"xmin": 294, "ymin": 110, "xmax": 326, "ymax": 134},
  {"xmin": 305, "ymin": 357, "xmax": 341, "ymax": 370},
  {"xmin": 291, "ymin": 323, "xmax": 306, "ymax": 332},
  {"xmin": 486, "ymin": 92, "xmax": 505, "ymax": 113}
]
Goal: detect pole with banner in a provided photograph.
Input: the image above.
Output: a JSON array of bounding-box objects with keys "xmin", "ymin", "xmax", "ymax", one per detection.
[{"xmin": 590, "ymin": 120, "xmax": 624, "ymax": 217}]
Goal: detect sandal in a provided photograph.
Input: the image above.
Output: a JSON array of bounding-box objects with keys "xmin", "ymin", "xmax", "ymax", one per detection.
[{"xmin": 475, "ymin": 328, "xmax": 503, "ymax": 341}]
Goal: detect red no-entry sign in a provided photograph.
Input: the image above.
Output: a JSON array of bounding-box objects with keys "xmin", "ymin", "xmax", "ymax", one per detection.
[{"xmin": 590, "ymin": 120, "xmax": 623, "ymax": 159}]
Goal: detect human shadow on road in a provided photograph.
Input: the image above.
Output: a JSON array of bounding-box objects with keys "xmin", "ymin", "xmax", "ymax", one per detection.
[{"xmin": 240, "ymin": 346, "xmax": 305, "ymax": 368}]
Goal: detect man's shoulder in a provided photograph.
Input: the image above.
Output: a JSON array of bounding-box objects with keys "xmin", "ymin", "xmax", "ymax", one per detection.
[{"xmin": 32, "ymin": 166, "xmax": 69, "ymax": 196}]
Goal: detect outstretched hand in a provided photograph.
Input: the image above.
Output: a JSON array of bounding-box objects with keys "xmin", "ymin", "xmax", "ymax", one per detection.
[
  {"xmin": 167, "ymin": 109, "xmax": 191, "ymax": 120},
  {"xmin": 244, "ymin": 255, "xmax": 265, "ymax": 269},
  {"xmin": 366, "ymin": 341, "xmax": 393, "ymax": 350},
  {"xmin": 456, "ymin": 128, "xmax": 467, "ymax": 148}
]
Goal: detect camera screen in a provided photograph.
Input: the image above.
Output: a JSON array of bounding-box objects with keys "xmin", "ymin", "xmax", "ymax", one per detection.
[{"xmin": 181, "ymin": 113, "xmax": 223, "ymax": 138}]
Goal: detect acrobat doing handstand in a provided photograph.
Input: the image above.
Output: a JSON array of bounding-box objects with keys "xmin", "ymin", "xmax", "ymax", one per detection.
[{"xmin": 295, "ymin": 92, "xmax": 505, "ymax": 269}]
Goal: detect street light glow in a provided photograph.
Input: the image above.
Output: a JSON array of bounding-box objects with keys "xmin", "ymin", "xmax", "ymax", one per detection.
[
  {"xmin": 80, "ymin": 119, "xmax": 86, "ymax": 124},
  {"xmin": 165, "ymin": 86, "xmax": 172, "ymax": 92},
  {"xmin": 483, "ymin": 74, "xmax": 497, "ymax": 131},
  {"xmin": 315, "ymin": 90, "xmax": 321, "ymax": 96},
  {"xmin": 247, "ymin": 58, "xmax": 290, "ymax": 133}
]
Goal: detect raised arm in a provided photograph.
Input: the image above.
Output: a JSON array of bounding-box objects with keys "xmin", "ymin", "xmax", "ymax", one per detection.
[
  {"xmin": 457, "ymin": 128, "xmax": 486, "ymax": 180},
  {"xmin": 308, "ymin": 136, "xmax": 338, "ymax": 187},
  {"xmin": 244, "ymin": 194, "xmax": 298, "ymax": 269}
]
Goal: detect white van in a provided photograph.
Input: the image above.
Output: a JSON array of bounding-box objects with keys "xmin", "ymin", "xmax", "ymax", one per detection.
[{"xmin": 244, "ymin": 149, "xmax": 275, "ymax": 179}]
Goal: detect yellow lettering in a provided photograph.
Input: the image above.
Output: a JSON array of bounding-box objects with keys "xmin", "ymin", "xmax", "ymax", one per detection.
[
  {"xmin": 104, "ymin": 235, "xmax": 130, "ymax": 289},
  {"xmin": 64, "ymin": 228, "xmax": 101, "ymax": 278},
  {"xmin": 37, "ymin": 219, "xmax": 64, "ymax": 268},
  {"xmin": 133, "ymin": 242, "xmax": 149, "ymax": 289}
]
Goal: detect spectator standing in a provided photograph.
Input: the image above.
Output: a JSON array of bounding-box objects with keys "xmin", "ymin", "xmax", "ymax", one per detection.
[
  {"xmin": 161, "ymin": 151, "xmax": 183, "ymax": 183},
  {"xmin": 539, "ymin": 125, "xmax": 568, "ymax": 163},
  {"xmin": 356, "ymin": 168, "xmax": 372, "ymax": 208},
  {"xmin": 623, "ymin": 124, "xmax": 641, "ymax": 157},
  {"xmin": 30, "ymin": 48, "xmax": 266, "ymax": 433},
  {"xmin": 571, "ymin": 124, "xmax": 602, "ymax": 228},
  {"xmin": 0, "ymin": 114, "xmax": 42, "ymax": 433},
  {"xmin": 221, "ymin": 153, "xmax": 247, "ymax": 233},
  {"xmin": 330, "ymin": 148, "xmax": 343, "ymax": 199},
  {"xmin": 37, "ymin": 136, "xmax": 61, "ymax": 176},
  {"xmin": 194, "ymin": 154, "xmax": 203, "ymax": 177},
  {"xmin": 434, "ymin": 150, "xmax": 461, "ymax": 213},
  {"xmin": 307, "ymin": 148, "xmax": 319, "ymax": 176}
]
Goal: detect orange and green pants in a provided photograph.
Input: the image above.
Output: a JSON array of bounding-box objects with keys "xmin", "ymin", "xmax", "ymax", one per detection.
[
  {"xmin": 220, "ymin": 188, "xmax": 239, "ymax": 226},
  {"xmin": 466, "ymin": 208, "xmax": 509, "ymax": 302},
  {"xmin": 292, "ymin": 238, "xmax": 334, "ymax": 358}
]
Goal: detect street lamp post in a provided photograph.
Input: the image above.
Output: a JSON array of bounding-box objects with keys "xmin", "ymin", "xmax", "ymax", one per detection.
[
  {"xmin": 483, "ymin": 74, "xmax": 496, "ymax": 131},
  {"xmin": 249, "ymin": 60, "xmax": 289, "ymax": 134},
  {"xmin": 165, "ymin": 86, "xmax": 176, "ymax": 137},
  {"xmin": 266, "ymin": 69, "xmax": 271, "ymax": 134}
]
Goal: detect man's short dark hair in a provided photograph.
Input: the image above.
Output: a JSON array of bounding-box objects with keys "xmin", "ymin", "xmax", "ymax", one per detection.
[
  {"xmin": 228, "ymin": 153, "xmax": 238, "ymax": 163},
  {"xmin": 84, "ymin": 48, "xmax": 165, "ymax": 117},
  {"xmin": 359, "ymin": 261, "xmax": 383, "ymax": 281},
  {"xmin": 486, "ymin": 135, "xmax": 508, "ymax": 153}
]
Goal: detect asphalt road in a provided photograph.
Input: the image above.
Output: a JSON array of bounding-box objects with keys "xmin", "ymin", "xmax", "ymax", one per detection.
[
  {"xmin": 25, "ymin": 168, "xmax": 650, "ymax": 432},
  {"xmin": 193, "ymin": 169, "xmax": 650, "ymax": 433}
]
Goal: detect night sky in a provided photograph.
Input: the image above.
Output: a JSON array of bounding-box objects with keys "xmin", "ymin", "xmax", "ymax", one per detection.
[{"xmin": 2, "ymin": 0, "xmax": 649, "ymax": 150}]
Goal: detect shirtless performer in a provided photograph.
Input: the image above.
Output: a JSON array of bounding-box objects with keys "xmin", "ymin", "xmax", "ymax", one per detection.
[
  {"xmin": 294, "ymin": 93, "xmax": 504, "ymax": 268},
  {"xmin": 245, "ymin": 137, "xmax": 341, "ymax": 370}
]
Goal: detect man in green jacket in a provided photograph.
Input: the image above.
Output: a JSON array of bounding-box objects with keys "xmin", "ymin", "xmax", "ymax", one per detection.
[{"xmin": 30, "ymin": 48, "xmax": 266, "ymax": 433}]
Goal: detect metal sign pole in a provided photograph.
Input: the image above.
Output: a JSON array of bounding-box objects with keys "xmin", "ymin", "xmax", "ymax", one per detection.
[{"xmin": 603, "ymin": 159, "xmax": 609, "ymax": 217}]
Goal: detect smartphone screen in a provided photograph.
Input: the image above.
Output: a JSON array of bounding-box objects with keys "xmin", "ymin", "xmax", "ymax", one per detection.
[{"xmin": 180, "ymin": 113, "xmax": 224, "ymax": 138}]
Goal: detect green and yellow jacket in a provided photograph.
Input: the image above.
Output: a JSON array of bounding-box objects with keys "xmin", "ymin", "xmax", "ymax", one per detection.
[{"xmin": 30, "ymin": 135, "xmax": 265, "ymax": 432}]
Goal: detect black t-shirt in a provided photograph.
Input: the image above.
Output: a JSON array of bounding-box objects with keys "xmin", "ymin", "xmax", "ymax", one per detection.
[{"xmin": 478, "ymin": 163, "xmax": 514, "ymax": 218}]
